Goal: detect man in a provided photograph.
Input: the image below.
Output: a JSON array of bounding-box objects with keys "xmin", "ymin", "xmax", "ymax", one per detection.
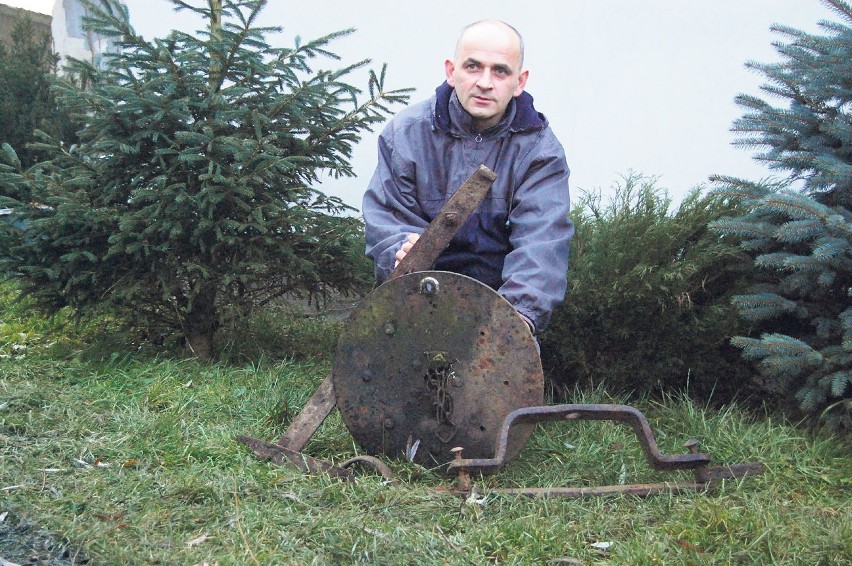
[{"xmin": 362, "ymin": 19, "xmax": 573, "ymax": 334}]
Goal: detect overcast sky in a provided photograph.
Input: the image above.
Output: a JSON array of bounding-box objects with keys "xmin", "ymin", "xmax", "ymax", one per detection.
[{"xmin": 8, "ymin": 0, "xmax": 833, "ymax": 211}]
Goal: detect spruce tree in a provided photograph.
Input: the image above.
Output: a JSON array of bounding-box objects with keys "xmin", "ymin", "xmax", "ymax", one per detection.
[
  {"xmin": 0, "ymin": 0, "xmax": 411, "ymax": 359},
  {"xmin": 0, "ymin": 14, "xmax": 61, "ymax": 169},
  {"xmin": 710, "ymin": 0, "xmax": 851, "ymax": 428}
]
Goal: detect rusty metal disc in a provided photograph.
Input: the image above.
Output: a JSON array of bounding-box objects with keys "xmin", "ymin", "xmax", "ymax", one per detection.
[{"xmin": 332, "ymin": 271, "xmax": 543, "ymax": 470}]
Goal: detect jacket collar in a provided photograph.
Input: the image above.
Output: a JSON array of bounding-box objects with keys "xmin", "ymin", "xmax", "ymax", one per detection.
[{"xmin": 432, "ymin": 80, "xmax": 547, "ymax": 134}]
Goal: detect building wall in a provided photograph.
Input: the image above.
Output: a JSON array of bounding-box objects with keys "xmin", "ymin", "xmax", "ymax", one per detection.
[
  {"xmin": 52, "ymin": 0, "xmax": 119, "ymax": 68},
  {"xmin": 0, "ymin": 2, "xmax": 120, "ymax": 70},
  {"xmin": 0, "ymin": 4, "xmax": 52, "ymax": 52}
]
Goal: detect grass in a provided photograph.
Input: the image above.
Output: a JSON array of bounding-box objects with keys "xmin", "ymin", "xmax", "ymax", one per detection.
[
  {"xmin": 1, "ymin": 353, "xmax": 849, "ymax": 565},
  {"xmin": 1, "ymin": 282, "xmax": 850, "ymax": 564}
]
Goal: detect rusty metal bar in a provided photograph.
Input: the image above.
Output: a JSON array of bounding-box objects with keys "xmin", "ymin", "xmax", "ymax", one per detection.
[
  {"xmin": 445, "ymin": 403, "xmax": 764, "ymax": 497},
  {"xmin": 275, "ymin": 372, "xmax": 336, "ymax": 452},
  {"xmin": 392, "ymin": 165, "xmax": 496, "ymax": 278},
  {"xmin": 447, "ymin": 404, "xmax": 712, "ymax": 474},
  {"xmin": 695, "ymin": 462, "xmax": 766, "ymax": 483},
  {"xmin": 340, "ymin": 456, "xmax": 397, "ymax": 482},
  {"xmin": 493, "ymin": 483, "xmax": 711, "ymax": 498},
  {"xmin": 434, "ymin": 482, "xmax": 710, "ymax": 498},
  {"xmin": 235, "ymin": 435, "xmax": 354, "ymax": 481}
]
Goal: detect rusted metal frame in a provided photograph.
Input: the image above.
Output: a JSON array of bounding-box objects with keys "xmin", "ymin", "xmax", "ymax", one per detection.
[
  {"xmin": 237, "ymin": 166, "xmax": 498, "ymax": 472},
  {"xmin": 270, "ymin": 165, "xmax": 498, "ymax": 453},
  {"xmin": 445, "ymin": 404, "xmax": 765, "ymax": 498}
]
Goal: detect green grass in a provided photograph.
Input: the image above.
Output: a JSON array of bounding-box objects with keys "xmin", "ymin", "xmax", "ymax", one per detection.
[
  {"xmin": 1, "ymin": 353, "xmax": 849, "ymax": 565},
  {"xmin": 1, "ymin": 279, "xmax": 849, "ymax": 564}
]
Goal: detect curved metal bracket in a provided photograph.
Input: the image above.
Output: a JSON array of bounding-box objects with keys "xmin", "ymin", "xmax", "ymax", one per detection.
[{"xmin": 445, "ymin": 404, "xmax": 764, "ymax": 497}]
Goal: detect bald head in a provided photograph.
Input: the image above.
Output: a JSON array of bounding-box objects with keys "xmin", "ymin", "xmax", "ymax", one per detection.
[{"xmin": 455, "ymin": 20, "xmax": 525, "ymax": 70}]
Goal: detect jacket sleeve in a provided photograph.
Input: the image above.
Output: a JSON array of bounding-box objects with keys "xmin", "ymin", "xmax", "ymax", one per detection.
[
  {"xmin": 498, "ymin": 133, "xmax": 574, "ymax": 332},
  {"xmin": 362, "ymin": 121, "xmax": 429, "ymax": 283}
]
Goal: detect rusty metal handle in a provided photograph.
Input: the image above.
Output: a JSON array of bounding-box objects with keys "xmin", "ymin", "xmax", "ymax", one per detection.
[
  {"xmin": 447, "ymin": 404, "xmax": 714, "ymax": 474},
  {"xmin": 443, "ymin": 403, "xmax": 765, "ymax": 498}
]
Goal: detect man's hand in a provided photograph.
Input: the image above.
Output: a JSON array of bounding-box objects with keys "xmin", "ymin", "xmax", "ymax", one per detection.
[{"xmin": 394, "ymin": 233, "xmax": 420, "ymax": 268}]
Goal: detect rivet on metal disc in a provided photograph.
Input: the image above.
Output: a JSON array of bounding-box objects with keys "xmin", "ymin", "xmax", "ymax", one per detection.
[{"xmin": 419, "ymin": 276, "xmax": 440, "ymax": 296}]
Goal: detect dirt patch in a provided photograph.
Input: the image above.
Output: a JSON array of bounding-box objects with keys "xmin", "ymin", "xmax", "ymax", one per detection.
[{"xmin": 0, "ymin": 509, "xmax": 89, "ymax": 565}]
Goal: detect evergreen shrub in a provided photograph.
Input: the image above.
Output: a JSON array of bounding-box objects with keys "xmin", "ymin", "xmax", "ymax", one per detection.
[{"xmin": 540, "ymin": 174, "xmax": 757, "ymax": 403}]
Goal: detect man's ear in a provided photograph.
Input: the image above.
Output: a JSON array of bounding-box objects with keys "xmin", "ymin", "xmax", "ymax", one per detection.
[
  {"xmin": 444, "ymin": 59, "xmax": 456, "ymax": 87},
  {"xmin": 513, "ymin": 70, "xmax": 529, "ymax": 97}
]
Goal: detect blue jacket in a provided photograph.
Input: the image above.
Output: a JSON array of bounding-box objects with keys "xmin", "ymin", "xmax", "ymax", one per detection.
[{"xmin": 362, "ymin": 82, "xmax": 573, "ymax": 331}]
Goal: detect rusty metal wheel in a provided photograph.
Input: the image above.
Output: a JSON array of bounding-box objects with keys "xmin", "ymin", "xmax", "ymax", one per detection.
[{"xmin": 332, "ymin": 271, "xmax": 543, "ymax": 471}]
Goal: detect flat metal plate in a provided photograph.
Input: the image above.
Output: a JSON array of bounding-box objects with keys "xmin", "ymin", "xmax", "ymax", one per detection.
[{"xmin": 332, "ymin": 271, "xmax": 543, "ymax": 470}]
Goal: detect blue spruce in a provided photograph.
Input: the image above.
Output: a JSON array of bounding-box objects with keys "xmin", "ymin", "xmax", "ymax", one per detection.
[{"xmin": 710, "ymin": 0, "xmax": 851, "ymax": 429}]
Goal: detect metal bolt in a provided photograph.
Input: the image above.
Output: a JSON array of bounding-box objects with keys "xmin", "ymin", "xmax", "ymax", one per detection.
[
  {"xmin": 443, "ymin": 211, "xmax": 459, "ymax": 226},
  {"xmin": 686, "ymin": 438, "xmax": 708, "ymax": 483},
  {"xmin": 450, "ymin": 446, "xmax": 471, "ymax": 493},
  {"xmin": 684, "ymin": 438, "xmax": 700, "ymax": 454},
  {"xmin": 419, "ymin": 276, "xmax": 440, "ymax": 296}
]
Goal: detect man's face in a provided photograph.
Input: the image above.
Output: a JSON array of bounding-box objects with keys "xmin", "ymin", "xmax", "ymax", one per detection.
[{"xmin": 445, "ymin": 23, "xmax": 528, "ymax": 131}]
